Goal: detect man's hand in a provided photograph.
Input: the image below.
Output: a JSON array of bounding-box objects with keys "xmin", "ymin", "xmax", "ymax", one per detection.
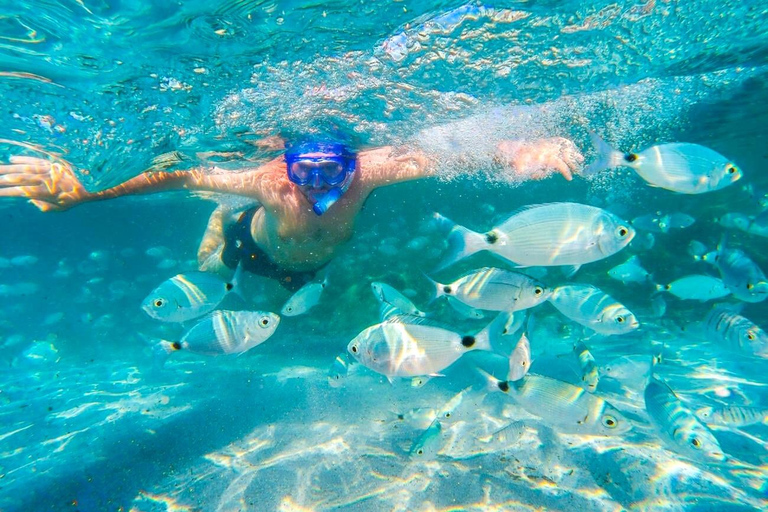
[
  {"xmin": 0, "ymin": 156, "xmax": 90, "ymax": 211},
  {"xmin": 495, "ymin": 137, "xmax": 584, "ymax": 181}
]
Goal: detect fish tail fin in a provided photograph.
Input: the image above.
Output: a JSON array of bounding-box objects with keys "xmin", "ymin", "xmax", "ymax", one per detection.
[
  {"xmin": 228, "ymin": 262, "xmax": 246, "ymax": 300},
  {"xmin": 432, "ymin": 213, "xmax": 487, "ymax": 271},
  {"xmin": 471, "ymin": 315, "xmax": 509, "ymax": 353},
  {"xmin": 582, "ymin": 131, "xmax": 626, "ymax": 177},
  {"xmin": 474, "ymin": 366, "xmax": 507, "ymax": 394},
  {"xmin": 422, "ymin": 272, "xmax": 446, "ymax": 305},
  {"xmin": 150, "ymin": 338, "xmax": 181, "ymax": 367}
]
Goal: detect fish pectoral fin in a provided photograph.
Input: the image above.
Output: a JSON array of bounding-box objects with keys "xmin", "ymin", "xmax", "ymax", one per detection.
[{"xmin": 561, "ymin": 265, "xmax": 581, "ymax": 278}]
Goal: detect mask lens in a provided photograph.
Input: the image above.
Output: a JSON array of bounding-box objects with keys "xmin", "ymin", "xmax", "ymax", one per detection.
[
  {"xmin": 317, "ymin": 160, "xmax": 345, "ymax": 183},
  {"xmin": 289, "ymin": 161, "xmax": 312, "ymax": 184}
]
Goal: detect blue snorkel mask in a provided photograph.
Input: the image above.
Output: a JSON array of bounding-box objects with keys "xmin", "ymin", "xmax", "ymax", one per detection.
[{"xmin": 285, "ymin": 141, "xmax": 358, "ymax": 216}]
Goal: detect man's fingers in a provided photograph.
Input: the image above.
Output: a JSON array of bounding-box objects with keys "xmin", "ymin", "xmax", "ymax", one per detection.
[
  {"xmin": 0, "ymin": 173, "xmax": 43, "ymax": 187},
  {"xmin": 9, "ymin": 156, "xmax": 50, "ymax": 165},
  {"xmin": 552, "ymin": 159, "xmax": 573, "ymax": 181},
  {"xmin": 0, "ymin": 164, "xmax": 52, "ymax": 175},
  {"xmin": 0, "ymin": 184, "xmax": 46, "ymax": 198}
]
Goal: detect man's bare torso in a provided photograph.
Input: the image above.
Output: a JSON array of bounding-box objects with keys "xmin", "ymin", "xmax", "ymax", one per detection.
[{"xmin": 247, "ymin": 157, "xmax": 374, "ymax": 271}]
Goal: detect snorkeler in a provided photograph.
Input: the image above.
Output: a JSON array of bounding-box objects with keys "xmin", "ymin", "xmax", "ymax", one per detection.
[{"xmin": 0, "ymin": 136, "xmax": 582, "ymax": 290}]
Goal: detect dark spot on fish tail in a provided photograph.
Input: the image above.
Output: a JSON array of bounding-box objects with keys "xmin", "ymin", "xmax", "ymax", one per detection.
[
  {"xmin": 498, "ymin": 381, "xmax": 510, "ymax": 393},
  {"xmin": 747, "ymin": 283, "xmax": 754, "ymax": 290},
  {"xmin": 485, "ymin": 232, "xmax": 498, "ymax": 244},
  {"xmin": 443, "ymin": 285, "xmax": 452, "ymax": 294},
  {"xmin": 624, "ymin": 153, "xmax": 638, "ymax": 163},
  {"xmin": 665, "ymin": 284, "xmax": 672, "ymax": 291},
  {"xmin": 397, "ymin": 414, "xmax": 404, "ymax": 420},
  {"xmin": 461, "ymin": 336, "xmax": 476, "ymax": 347},
  {"xmin": 225, "ymin": 283, "xmax": 233, "ymax": 291},
  {"xmin": 171, "ymin": 341, "xmax": 181, "ymax": 350}
]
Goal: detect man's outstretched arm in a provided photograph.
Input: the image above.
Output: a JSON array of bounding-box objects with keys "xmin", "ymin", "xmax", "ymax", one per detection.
[
  {"xmin": 0, "ymin": 155, "xmax": 283, "ymax": 212},
  {"xmin": 358, "ymin": 137, "xmax": 584, "ymax": 191}
]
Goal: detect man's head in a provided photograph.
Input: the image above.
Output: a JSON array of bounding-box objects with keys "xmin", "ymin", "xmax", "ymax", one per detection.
[{"xmin": 284, "ymin": 141, "xmax": 357, "ymax": 216}]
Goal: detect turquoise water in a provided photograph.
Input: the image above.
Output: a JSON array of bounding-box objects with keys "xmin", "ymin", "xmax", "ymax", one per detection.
[{"xmin": 2, "ymin": 1, "xmax": 768, "ymax": 511}]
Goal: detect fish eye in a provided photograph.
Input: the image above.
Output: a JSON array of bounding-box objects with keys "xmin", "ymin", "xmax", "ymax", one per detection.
[
  {"xmin": 616, "ymin": 226, "xmax": 629, "ymax": 238},
  {"xmin": 260, "ymin": 317, "xmax": 270, "ymax": 327},
  {"xmin": 747, "ymin": 331, "xmax": 756, "ymax": 341},
  {"xmin": 534, "ymin": 287, "xmax": 543, "ymax": 295},
  {"xmin": 726, "ymin": 165, "xmax": 737, "ymax": 174},
  {"xmin": 444, "ymin": 412, "xmax": 451, "ymax": 418},
  {"xmin": 747, "ymin": 283, "xmax": 754, "ymax": 290},
  {"xmin": 616, "ymin": 316, "xmax": 625, "ymax": 324},
  {"xmin": 691, "ymin": 437, "xmax": 702, "ymax": 449},
  {"xmin": 153, "ymin": 298, "xmax": 165, "ymax": 308},
  {"xmin": 602, "ymin": 415, "xmax": 618, "ymax": 429},
  {"xmin": 416, "ymin": 448, "xmax": 424, "ymax": 455},
  {"xmin": 350, "ymin": 344, "xmax": 358, "ymax": 353}
]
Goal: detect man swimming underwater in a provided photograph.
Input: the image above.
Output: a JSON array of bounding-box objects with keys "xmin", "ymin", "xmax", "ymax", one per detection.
[{"xmin": 0, "ymin": 136, "xmax": 582, "ymax": 290}]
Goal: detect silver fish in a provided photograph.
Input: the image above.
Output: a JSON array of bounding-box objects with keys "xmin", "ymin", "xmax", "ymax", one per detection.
[
  {"xmin": 696, "ymin": 405, "xmax": 768, "ymax": 428},
  {"xmin": 281, "ymin": 279, "xmax": 327, "ymax": 316},
  {"xmin": 389, "ymin": 407, "xmax": 439, "ymax": 430},
  {"xmin": 156, "ymin": 310, "xmax": 280, "ymax": 358},
  {"xmin": 655, "ymin": 275, "xmax": 730, "ymax": 301},
  {"xmin": 718, "ymin": 212, "xmax": 752, "ymax": 232},
  {"xmin": 573, "ymin": 340, "xmax": 599, "ymax": 393},
  {"xmin": 548, "ymin": 284, "xmax": 639, "ymax": 335},
  {"xmin": 508, "ymin": 333, "xmax": 531, "ymax": 382},
  {"xmin": 586, "ymin": 132, "xmax": 742, "ymax": 194},
  {"xmin": 644, "ymin": 376, "xmax": 725, "ymax": 462},
  {"xmin": 409, "ymin": 420, "xmax": 443, "ymax": 459},
  {"xmin": 702, "ymin": 306, "xmax": 768, "ymax": 358},
  {"xmin": 481, "ymin": 370, "xmax": 631, "ymax": 435},
  {"xmin": 702, "ymin": 240, "xmax": 768, "ymax": 302},
  {"xmin": 430, "ymin": 267, "xmax": 550, "ymax": 312},
  {"xmin": 347, "ymin": 318, "xmax": 494, "ymax": 379},
  {"xmin": 719, "ymin": 212, "xmax": 768, "ymax": 238},
  {"xmin": 371, "ymin": 281, "xmax": 426, "ymax": 318},
  {"xmin": 632, "ymin": 212, "xmax": 695, "ymax": 233},
  {"xmin": 432, "ymin": 387, "xmax": 485, "ymax": 427},
  {"xmin": 435, "ymin": 203, "xmax": 634, "ymax": 271},
  {"xmin": 142, "ymin": 269, "xmax": 241, "ymax": 323},
  {"xmin": 328, "ymin": 351, "xmax": 352, "ymax": 388},
  {"xmin": 608, "ymin": 255, "xmax": 652, "ymax": 284}
]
